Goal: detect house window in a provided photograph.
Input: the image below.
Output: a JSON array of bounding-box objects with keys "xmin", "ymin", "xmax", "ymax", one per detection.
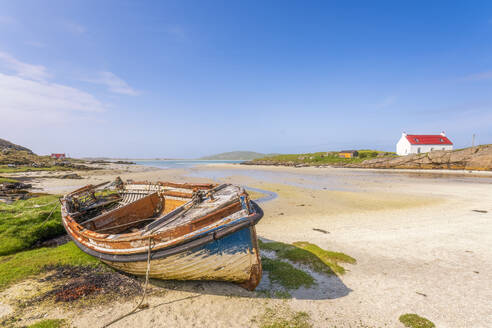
[
  {"xmin": 442, "ymin": 148, "xmax": 445, "ymax": 150},
  {"xmin": 417, "ymin": 147, "xmax": 421, "ymax": 153},
  {"xmin": 440, "ymin": 138, "xmax": 444, "ymax": 142},
  {"xmin": 414, "ymin": 138, "xmax": 419, "ymax": 142}
]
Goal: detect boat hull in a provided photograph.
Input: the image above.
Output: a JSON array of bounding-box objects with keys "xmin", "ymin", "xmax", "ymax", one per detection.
[{"xmin": 103, "ymin": 226, "xmax": 262, "ymax": 290}]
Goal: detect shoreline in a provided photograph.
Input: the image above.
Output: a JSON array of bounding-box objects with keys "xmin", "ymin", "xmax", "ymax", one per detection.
[
  {"xmin": 1, "ymin": 161, "xmax": 491, "ymax": 327},
  {"xmin": 204, "ymin": 162, "xmax": 492, "ymax": 177}
]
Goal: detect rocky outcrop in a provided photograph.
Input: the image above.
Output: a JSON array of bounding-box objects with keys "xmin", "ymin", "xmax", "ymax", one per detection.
[
  {"xmin": 0, "ymin": 138, "xmax": 33, "ymax": 154},
  {"xmin": 352, "ymin": 145, "xmax": 492, "ymax": 171}
]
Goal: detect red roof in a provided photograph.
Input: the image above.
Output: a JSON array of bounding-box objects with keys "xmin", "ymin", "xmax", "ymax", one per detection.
[{"xmin": 406, "ymin": 135, "xmax": 453, "ymax": 145}]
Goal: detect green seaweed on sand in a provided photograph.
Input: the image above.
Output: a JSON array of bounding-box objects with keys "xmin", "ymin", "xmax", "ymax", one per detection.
[
  {"xmin": 399, "ymin": 314, "xmax": 435, "ymax": 328},
  {"xmin": 292, "ymin": 241, "xmax": 356, "ymax": 274},
  {"xmin": 255, "ymin": 306, "xmax": 312, "ymax": 328},
  {"xmin": 259, "ymin": 240, "xmax": 355, "ymax": 275},
  {"xmin": 261, "ymin": 257, "xmax": 314, "ymax": 289},
  {"xmin": 27, "ymin": 319, "xmax": 67, "ymax": 328},
  {"xmin": 0, "ymin": 242, "xmax": 101, "ymax": 290},
  {"xmin": 0, "ymin": 195, "xmax": 65, "ymax": 255}
]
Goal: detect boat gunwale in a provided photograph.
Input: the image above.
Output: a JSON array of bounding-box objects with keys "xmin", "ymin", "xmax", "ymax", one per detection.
[
  {"xmin": 64, "ymin": 201, "xmax": 264, "ymax": 262},
  {"xmin": 60, "ymin": 182, "xmax": 258, "ymax": 255},
  {"xmin": 61, "ymin": 197, "xmax": 244, "ymax": 242}
]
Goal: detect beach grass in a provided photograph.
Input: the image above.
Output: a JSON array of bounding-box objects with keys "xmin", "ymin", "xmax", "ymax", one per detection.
[
  {"xmin": 0, "ymin": 242, "xmax": 101, "ymax": 290},
  {"xmin": 261, "ymin": 257, "xmax": 315, "ymax": 289},
  {"xmin": 259, "ymin": 240, "xmax": 355, "ymax": 275},
  {"xmin": 27, "ymin": 319, "xmax": 67, "ymax": 328},
  {"xmin": 0, "ymin": 195, "xmax": 65, "ymax": 255},
  {"xmin": 399, "ymin": 314, "xmax": 435, "ymax": 328},
  {"xmin": 252, "ymin": 150, "xmax": 395, "ymax": 165},
  {"xmin": 0, "ymin": 165, "xmax": 71, "ymax": 173}
]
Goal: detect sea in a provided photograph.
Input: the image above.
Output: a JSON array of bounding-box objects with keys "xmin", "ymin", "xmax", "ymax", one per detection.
[{"xmin": 133, "ymin": 160, "xmax": 244, "ymax": 169}]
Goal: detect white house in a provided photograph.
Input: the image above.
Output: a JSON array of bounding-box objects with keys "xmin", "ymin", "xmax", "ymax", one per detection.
[{"xmin": 396, "ymin": 132, "xmax": 453, "ymax": 156}]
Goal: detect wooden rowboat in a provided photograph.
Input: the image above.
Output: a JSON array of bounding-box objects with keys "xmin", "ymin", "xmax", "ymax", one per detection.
[{"xmin": 60, "ymin": 179, "xmax": 264, "ymax": 290}]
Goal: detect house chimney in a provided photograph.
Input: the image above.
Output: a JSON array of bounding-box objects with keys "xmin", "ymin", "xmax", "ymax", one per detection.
[
  {"xmin": 440, "ymin": 131, "xmax": 446, "ymax": 137},
  {"xmin": 402, "ymin": 131, "xmax": 407, "ymax": 136}
]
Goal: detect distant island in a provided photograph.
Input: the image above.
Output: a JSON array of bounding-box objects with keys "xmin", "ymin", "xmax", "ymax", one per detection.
[{"xmin": 199, "ymin": 151, "xmax": 277, "ymax": 161}]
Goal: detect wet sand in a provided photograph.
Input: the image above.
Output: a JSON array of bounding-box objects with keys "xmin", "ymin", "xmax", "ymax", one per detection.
[{"xmin": 2, "ymin": 163, "xmax": 491, "ymax": 327}]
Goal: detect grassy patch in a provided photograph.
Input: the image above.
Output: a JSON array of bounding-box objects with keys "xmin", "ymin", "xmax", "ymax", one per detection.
[
  {"xmin": 0, "ymin": 176, "xmax": 19, "ymax": 183},
  {"xmin": 0, "ymin": 165, "xmax": 71, "ymax": 173},
  {"xmin": 256, "ymin": 306, "xmax": 312, "ymax": 328},
  {"xmin": 0, "ymin": 242, "xmax": 101, "ymax": 290},
  {"xmin": 27, "ymin": 319, "xmax": 67, "ymax": 328},
  {"xmin": 399, "ymin": 314, "xmax": 435, "ymax": 328},
  {"xmin": 252, "ymin": 150, "xmax": 396, "ymax": 165},
  {"xmin": 261, "ymin": 257, "xmax": 314, "ymax": 289},
  {"xmin": 293, "ymin": 241, "xmax": 356, "ymax": 274},
  {"xmin": 0, "ymin": 195, "xmax": 65, "ymax": 255},
  {"xmin": 259, "ymin": 240, "xmax": 355, "ymax": 275}
]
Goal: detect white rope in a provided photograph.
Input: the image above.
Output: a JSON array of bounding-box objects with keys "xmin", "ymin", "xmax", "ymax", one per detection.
[{"xmin": 102, "ymin": 237, "xmax": 153, "ymax": 328}]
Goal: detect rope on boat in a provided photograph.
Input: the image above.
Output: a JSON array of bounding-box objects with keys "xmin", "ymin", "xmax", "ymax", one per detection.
[{"xmin": 102, "ymin": 236, "xmax": 153, "ymax": 328}]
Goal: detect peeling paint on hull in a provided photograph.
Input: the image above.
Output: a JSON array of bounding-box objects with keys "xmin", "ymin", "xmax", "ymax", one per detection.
[
  {"xmin": 105, "ymin": 227, "xmax": 260, "ymax": 285},
  {"xmin": 61, "ymin": 181, "xmax": 264, "ymax": 290}
]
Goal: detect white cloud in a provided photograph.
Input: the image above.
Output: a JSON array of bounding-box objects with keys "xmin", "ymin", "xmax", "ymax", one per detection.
[
  {"xmin": 0, "ymin": 51, "xmax": 50, "ymax": 81},
  {"xmin": 0, "ymin": 52, "xmax": 105, "ymax": 126},
  {"xmin": 465, "ymin": 71, "xmax": 492, "ymax": 81},
  {"xmin": 0, "ymin": 73, "xmax": 104, "ymax": 124},
  {"xmin": 84, "ymin": 71, "xmax": 140, "ymax": 96}
]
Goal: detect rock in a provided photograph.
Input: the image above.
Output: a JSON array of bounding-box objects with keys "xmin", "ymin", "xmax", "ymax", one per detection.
[
  {"xmin": 59, "ymin": 173, "xmax": 83, "ymax": 179},
  {"xmin": 114, "ymin": 160, "xmax": 136, "ymax": 165},
  {"xmin": 0, "ymin": 182, "xmax": 32, "ymax": 190},
  {"xmin": 358, "ymin": 144, "xmax": 492, "ymax": 171}
]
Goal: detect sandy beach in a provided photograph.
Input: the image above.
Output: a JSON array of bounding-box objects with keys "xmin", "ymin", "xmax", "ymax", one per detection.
[{"xmin": 2, "ymin": 163, "xmax": 491, "ymax": 327}]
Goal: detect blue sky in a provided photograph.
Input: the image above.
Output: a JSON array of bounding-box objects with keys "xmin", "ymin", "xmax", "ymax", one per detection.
[{"xmin": 1, "ymin": 1, "xmax": 491, "ymax": 158}]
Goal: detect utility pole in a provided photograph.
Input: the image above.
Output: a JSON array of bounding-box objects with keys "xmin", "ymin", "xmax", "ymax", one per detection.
[{"xmin": 472, "ymin": 134, "xmax": 475, "ymax": 147}]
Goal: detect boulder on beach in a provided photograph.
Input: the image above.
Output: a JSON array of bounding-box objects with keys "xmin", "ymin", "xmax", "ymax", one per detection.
[{"xmin": 354, "ymin": 144, "xmax": 492, "ymax": 171}]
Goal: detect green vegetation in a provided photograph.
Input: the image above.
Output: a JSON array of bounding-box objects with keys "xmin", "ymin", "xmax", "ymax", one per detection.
[
  {"xmin": 252, "ymin": 150, "xmax": 396, "ymax": 165},
  {"xmin": 0, "ymin": 242, "xmax": 101, "ymax": 289},
  {"xmin": 0, "ymin": 165, "xmax": 71, "ymax": 173},
  {"xmin": 259, "ymin": 240, "xmax": 355, "ymax": 275},
  {"xmin": 399, "ymin": 314, "xmax": 435, "ymax": 328},
  {"xmin": 257, "ymin": 307, "xmax": 312, "ymax": 328},
  {"xmin": 0, "ymin": 176, "xmax": 19, "ymax": 183},
  {"xmin": 0, "ymin": 195, "xmax": 65, "ymax": 255},
  {"xmin": 261, "ymin": 257, "xmax": 314, "ymax": 289},
  {"xmin": 27, "ymin": 319, "xmax": 67, "ymax": 328},
  {"xmin": 199, "ymin": 151, "xmax": 275, "ymax": 160},
  {"xmin": 292, "ymin": 241, "xmax": 356, "ymax": 274}
]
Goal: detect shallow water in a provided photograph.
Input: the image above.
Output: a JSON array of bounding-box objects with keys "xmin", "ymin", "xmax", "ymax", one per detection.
[
  {"xmin": 133, "ymin": 160, "xmax": 243, "ymax": 169},
  {"xmin": 186, "ymin": 167, "xmax": 356, "ymax": 191},
  {"xmin": 134, "ymin": 161, "xmax": 492, "ymax": 194}
]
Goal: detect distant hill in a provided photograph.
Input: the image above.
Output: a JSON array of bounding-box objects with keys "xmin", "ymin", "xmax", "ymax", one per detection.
[
  {"xmin": 199, "ymin": 151, "xmax": 272, "ymax": 160},
  {"xmin": 0, "ymin": 138, "xmax": 33, "ymax": 154}
]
